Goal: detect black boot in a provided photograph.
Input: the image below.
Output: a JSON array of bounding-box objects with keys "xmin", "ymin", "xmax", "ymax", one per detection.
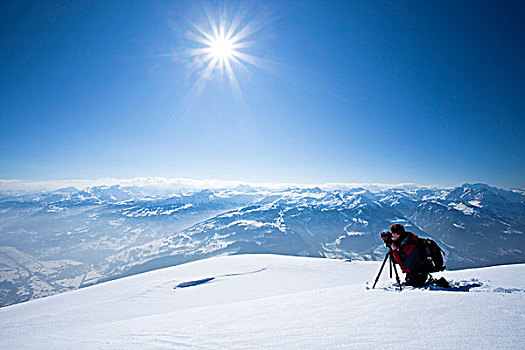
[
  {"xmin": 405, "ymin": 272, "xmax": 429, "ymax": 287},
  {"xmin": 431, "ymin": 277, "xmax": 451, "ymax": 288}
]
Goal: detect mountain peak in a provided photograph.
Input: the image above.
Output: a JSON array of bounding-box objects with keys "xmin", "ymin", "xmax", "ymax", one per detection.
[
  {"xmin": 461, "ymin": 183, "xmax": 493, "ymax": 191},
  {"xmin": 51, "ymin": 186, "xmax": 79, "ymax": 194}
]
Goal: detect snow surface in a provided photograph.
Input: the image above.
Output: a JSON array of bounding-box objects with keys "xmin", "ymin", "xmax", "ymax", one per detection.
[
  {"xmin": 1, "ymin": 254, "xmax": 524, "ymax": 349},
  {"xmin": 451, "ymin": 202, "xmax": 477, "ymax": 215}
]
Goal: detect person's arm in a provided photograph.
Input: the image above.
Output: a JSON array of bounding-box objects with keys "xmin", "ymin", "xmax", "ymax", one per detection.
[
  {"xmin": 400, "ymin": 243, "xmax": 421, "ymax": 273},
  {"xmin": 391, "ymin": 244, "xmax": 403, "ymax": 266}
]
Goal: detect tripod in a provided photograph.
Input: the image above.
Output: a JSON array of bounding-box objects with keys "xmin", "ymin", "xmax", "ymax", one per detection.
[{"xmin": 372, "ymin": 249, "xmax": 403, "ymax": 291}]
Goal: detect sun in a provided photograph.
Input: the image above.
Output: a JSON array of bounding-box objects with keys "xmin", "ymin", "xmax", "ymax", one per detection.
[
  {"xmin": 197, "ymin": 26, "xmax": 243, "ymax": 70},
  {"xmin": 184, "ymin": 8, "xmax": 259, "ymax": 81},
  {"xmin": 178, "ymin": 5, "xmax": 275, "ymax": 103},
  {"xmin": 209, "ymin": 36, "xmax": 235, "ymax": 60}
]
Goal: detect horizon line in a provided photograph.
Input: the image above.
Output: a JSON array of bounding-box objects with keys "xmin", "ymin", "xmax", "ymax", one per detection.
[{"xmin": 0, "ymin": 176, "xmax": 514, "ymax": 193}]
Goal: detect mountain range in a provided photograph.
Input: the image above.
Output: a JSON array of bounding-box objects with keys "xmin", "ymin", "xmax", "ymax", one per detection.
[{"xmin": 1, "ymin": 182, "xmax": 524, "ymax": 307}]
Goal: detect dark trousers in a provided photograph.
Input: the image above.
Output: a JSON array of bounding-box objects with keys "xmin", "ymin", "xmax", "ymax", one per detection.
[{"xmin": 404, "ymin": 272, "xmax": 428, "ymax": 287}]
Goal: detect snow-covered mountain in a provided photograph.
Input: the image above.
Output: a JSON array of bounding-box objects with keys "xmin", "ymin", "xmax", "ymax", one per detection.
[
  {"xmin": 1, "ymin": 254, "xmax": 524, "ymax": 349},
  {"xmin": 0, "ymin": 186, "xmax": 259, "ymax": 306},
  {"xmin": 0, "ymin": 183, "xmax": 524, "ymax": 307},
  {"xmin": 99, "ymin": 187, "xmax": 419, "ymax": 279}
]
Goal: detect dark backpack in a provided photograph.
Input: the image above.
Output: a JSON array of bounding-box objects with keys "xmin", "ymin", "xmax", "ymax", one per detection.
[{"xmin": 417, "ymin": 238, "xmax": 446, "ymax": 273}]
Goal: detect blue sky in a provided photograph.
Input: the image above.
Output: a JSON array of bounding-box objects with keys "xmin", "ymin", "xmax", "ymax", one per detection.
[{"xmin": 1, "ymin": 0, "xmax": 524, "ymax": 189}]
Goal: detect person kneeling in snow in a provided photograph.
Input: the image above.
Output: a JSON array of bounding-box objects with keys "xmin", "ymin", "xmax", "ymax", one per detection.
[{"xmin": 388, "ymin": 224, "xmax": 429, "ymax": 287}]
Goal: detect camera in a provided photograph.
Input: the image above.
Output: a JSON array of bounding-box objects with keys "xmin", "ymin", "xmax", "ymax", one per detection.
[{"xmin": 380, "ymin": 231, "xmax": 393, "ymax": 246}]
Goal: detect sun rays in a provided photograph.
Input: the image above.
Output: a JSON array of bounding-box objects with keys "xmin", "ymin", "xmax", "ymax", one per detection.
[
  {"xmin": 180, "ymin": 4, "xmax": 271, "ymax": 102},
  {"xmin": 160, "ymin": 3, "xmax": 289, "ymax": 127}
]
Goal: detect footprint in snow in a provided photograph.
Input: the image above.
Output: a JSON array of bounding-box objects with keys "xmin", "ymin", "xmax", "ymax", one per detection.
[
  {"xmin": 174, "ymin": 277, "xmax": 215, "ymax": 289},
  {"xmin": 367, "ymin": 278, "xmax": 525, "ymax": 294},
  {"xmin": 173, "ymin": 267, "xmax": 268, "ymax": 290}
]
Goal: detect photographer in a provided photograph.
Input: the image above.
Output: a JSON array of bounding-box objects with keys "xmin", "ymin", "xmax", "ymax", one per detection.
[{"xmin": 382, "ymin": 224, "xmax": 428, "ymax": 287}]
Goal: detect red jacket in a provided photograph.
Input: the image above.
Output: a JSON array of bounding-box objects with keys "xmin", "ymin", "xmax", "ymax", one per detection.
[{"xmin": 391, "ymin": 232, "xmax": 426, "ymax": 274}]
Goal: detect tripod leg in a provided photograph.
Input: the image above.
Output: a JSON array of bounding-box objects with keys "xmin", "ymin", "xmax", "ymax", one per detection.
[
  {"xmin": 390, "ymin": 254, "xmax": 403, "ymax": 291},
  {"xmin": 389, "ymin": 254, "xmax": 393, "ymax": 278},
  {"xmin": 372, "ymin": 252, "xmax": 390, "ymax": 289}
]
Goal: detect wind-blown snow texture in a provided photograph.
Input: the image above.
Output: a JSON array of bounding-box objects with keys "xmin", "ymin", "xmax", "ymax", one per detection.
[
  {"xmin": 1, "ymin": 182, "xmax": 524, "ymax": 307},
  {"xmin": 1, "ymin": 255, "xmax": 524, "ymax": 349}
]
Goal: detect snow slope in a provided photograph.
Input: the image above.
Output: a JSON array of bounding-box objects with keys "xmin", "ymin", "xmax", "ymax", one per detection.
[{"xmin": 1, "ymin": 254, "xmax": 524, "ymax": 349}]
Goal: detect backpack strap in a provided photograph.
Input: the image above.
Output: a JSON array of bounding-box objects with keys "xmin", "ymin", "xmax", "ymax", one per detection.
[{"xmin": 424, "ymin": 241, "xmax": 435, "ymax": 269}]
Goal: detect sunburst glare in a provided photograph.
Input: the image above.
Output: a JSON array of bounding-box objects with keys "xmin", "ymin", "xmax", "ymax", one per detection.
[
  {"xmin": 209, "ymin": 36, "xmax": 235, "ymax": 60},
  {"xmin": 181, "ymin": 5, "xmax": 270, "ymax": 99}
]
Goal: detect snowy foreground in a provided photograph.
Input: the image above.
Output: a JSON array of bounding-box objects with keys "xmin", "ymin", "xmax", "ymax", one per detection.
[{"xmin": 1, "ymin": 254, "xmax": 524, "ymax": 349}]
